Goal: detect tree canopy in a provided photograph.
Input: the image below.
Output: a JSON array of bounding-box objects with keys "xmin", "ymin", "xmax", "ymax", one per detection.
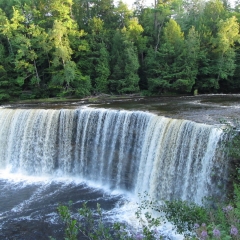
[{"xmin": 0, "ymin": 0, "xmax": 239, "ymax": 101}]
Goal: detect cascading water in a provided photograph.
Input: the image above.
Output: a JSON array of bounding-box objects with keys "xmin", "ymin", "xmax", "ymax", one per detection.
[{"xmin": 0, "ymin": 107, "xmax": 226, "ymax": 204}]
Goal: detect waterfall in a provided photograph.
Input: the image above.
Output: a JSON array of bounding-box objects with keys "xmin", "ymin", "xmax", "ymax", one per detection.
[{"xmin": 0, "ymin": 108, "xmax": 226, "ymax": 204}]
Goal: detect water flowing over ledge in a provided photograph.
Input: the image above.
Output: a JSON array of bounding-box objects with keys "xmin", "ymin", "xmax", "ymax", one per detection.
[{"xmin": 0, "ymin": 107, "xmax": 226, "ymax": 204}]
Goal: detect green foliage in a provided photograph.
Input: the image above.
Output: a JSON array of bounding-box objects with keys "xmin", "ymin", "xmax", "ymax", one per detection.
[
  {"xmin": 220, "ymin": 119, "xmax": 240, "ymax": 196},
  {"xmin": 56, "ymin": 195, "xmax": 164, "ymax": 240},
  {"xmin": 159, "ymin": 184, "xmax": 240, "ymax": 239},
  {"xmin": 57, "ymin": 202, "xmax": 130, "ymax": 240},
  {"xmin": 57, "ymin": 204, "xmax": 78, "ymax": 240},
  {"xmin": 0, "ymin": 93, "xmax": 10, "ymax": 101},
  {"xmin": 172, "ymin": 79, "xmax": 194, "ymax": 93},
  {"xmin": 0, "ymin": 0, "xmax": 239, "ymax": 100},
  {"xmin": 224, "ymin": 119, "xmax": 240, "ymax": 159},
  {"xmin": 74, "ymin": 75, "xmax": 91, "ymax": 97},
  {"xmin": 93, "ymin": 44, "xmax": 110, "ymax": 93},
  {"xmin": 110, "ymin": 30, "xmax": 140, "ymax": 94},
  {"xmin": 192, "ymin": 201, "xmax": 240, "ymax": 240},
  {"xmin": 160, "ymin": 200, "xmax": 208, "ymax": 234}
]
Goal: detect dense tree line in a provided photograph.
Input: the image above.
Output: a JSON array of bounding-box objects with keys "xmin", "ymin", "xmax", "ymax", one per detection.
[{"xmin": 0, "ymin": 0, "xmax": 239, "ymax": 101}]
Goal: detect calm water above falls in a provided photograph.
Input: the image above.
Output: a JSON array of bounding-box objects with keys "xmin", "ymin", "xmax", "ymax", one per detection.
[
  {"xmin": 91, "ymin": 94, "xmax": 240, "ymax": 125},
  {"xmin": 8, "ymin": 94, "xmax": 240, "ymax": 124},
  {"xmin": 0, "ymin": 106, "xmax": 228, "ymax": 239}
]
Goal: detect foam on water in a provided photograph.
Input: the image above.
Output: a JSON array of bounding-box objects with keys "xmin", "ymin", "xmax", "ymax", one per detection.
[{"xmin": 0, "ymin": 170, "xmax": 185, "ymax": 239}]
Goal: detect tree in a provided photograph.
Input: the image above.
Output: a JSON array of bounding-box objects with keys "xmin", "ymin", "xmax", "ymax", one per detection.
[
  {"xmin": 94, "ymin": 43, "xmax": 110, "ymax": 93},
  {"xmin": 110, "ymin": 30, "xmax": 140, "ymax": 93},
  {"xmin": 178, "ymin": 26, "xmax": 200, "ymax": 92},
  {"xmin": 146, "ymin": 19, "xmax": 190, "ymax": 93},
  {"xmin": 213, "ymin": 16, "xmax": 240, "ymax": 82},
  {"xmin": 46, "ymin": 0, "xmax": 91, "ymax": 96},
  {"xmin": 0, "ymin": 8, "xmax": 43, "ymax": 93},
  {"xmin": 115, "ymin": 0, "xmax": 133, "ymax": 28},
  {"xmin": 196, "ymin": 16, "xmax": 240, "ymax": 92}
]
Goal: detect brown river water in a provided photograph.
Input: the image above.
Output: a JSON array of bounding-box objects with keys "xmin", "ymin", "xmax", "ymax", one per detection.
[{"xmin": 5, "ymin": 94, "xmax": 240, "ymax": 125}]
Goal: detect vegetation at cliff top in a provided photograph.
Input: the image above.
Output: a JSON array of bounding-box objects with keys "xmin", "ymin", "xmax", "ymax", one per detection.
[{"xmin": 0, "ymin": 0, "xmax": 240, "ymax": 102}]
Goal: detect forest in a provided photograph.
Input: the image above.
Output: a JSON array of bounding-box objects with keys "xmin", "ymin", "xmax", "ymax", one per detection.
[{"xmin": 0, "ymin": 0, "xmax": 239, "ymax": 101}]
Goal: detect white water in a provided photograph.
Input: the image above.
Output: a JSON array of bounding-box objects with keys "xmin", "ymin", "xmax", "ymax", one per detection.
[{"xmin": 0, "ymin": 107, "xmax": 226, "ymax": 204}]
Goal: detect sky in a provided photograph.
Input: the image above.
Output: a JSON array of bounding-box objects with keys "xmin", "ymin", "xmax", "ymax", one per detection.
[
  {"xmin": 120, "ymin": 0, "xmax": 235, "ymax": 8},
  {"xmin": 121, "ymin": 0, "xmax": 154, "ymax": 8}
]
